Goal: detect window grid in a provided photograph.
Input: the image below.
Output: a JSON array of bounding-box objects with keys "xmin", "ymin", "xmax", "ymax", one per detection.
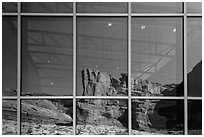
[{"xmin": 2, "ymin": 2, "xmax": 202, "ymax": 135}]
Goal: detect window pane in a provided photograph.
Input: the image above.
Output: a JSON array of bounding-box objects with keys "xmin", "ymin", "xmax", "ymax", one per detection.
[
  {"xmin": 22, "ymin": 17, "xmax": 73, "ymax": 96},
  {"xmin": 77, "ymin": 17, "xmax": 128, "ymax": 96},
  {"xmin": 2, "ymin": 99, "xmax": 17, "ymax": 135},
  {"xmin": 76, "ymin": 99, "xmax": 128, "ymax": 135},
  {"xmin": 131, "ymin": 99, "xmax": 184, "ymax": 135},
  {"xmin": 2, "ymin": 17, "xmax": 17, "ymax": 96},
  {"xmin": 21, "ymin": 99, "xmax": 73, "ymax": 135},
  {"xmin": 188, "ymin": 100, "xmax": 202, "ymax": 135},
  {"xmin": 22, "ymin": 2, "xmax": 73, "ymax": 13},
  {"xmin": 187, "ymin": 18, "xmax": 202, "ymax": 97},
  {"xmin": 77, "ymin": 2, "xmax": 127, "ymax": 13},
  {"xmin": 131, "ymin": 18, "xmax": 183, "ymax": 96},
  {"xmin": 187, "ymin": 2, "xmax": 202, "ymax": 13},
  {"xmin": 131, "ymin": 2, "xmax": 182, "ymax": 13},
  {"xmin": 2, "ymin": 2, "xmax": 17, "ymax": 13}
]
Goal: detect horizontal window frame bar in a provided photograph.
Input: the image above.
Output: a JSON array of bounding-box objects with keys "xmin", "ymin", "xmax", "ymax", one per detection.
[
  {"xmin": 187, "ymin": 97, "xmax": 202, "ymax": 100},
  {"xmin": 187, "ymin": 13, "xmax": 202, "ymax": 17},
  {"xmin": 76, "ymin": 96, "xmax": 128, "ymax": 99},
  {"xmin": 19, "ymin": 96, "xmax": 73, "ymax": 99},
  {"xmin": 3, "ymin": 96, "xmax": 201, "ymax": 100},
  {"xmin": 76, "ymin": 13, "xmax": 128, "ymax": 16},
  {"xmin": 131, "ymin": 13, "xmax": 185, "ymax": 16},
  {"xmin": 2, "ymin": 96, "xmax": 18, "ymax": 99},
  {"xmin": 131, "ymin": 96, "xmax": 185, "ymax": 99},
  {"xmin": 3, "ymin": 13, "xmax": 202, "ymax": 17},
  {"xmin": 2, "ymin": 13, "xmax": 18, "ymax": 16},
  {"xmin": 20, "ymin": 13, "xmax": 74, "ymax": 16}
]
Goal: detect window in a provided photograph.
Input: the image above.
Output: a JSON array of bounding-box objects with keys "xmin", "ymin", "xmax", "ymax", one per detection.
[
  {"xmin": 2, "ymin": 2, "xmax": 202, "ymax": 135},
  {"xmin": 21, "ymin": 17, "xmax": 73, "ymax": 96}
]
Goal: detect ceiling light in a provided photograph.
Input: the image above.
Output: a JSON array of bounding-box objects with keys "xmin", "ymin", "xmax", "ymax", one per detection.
[
  {"xmin": 116, "ymin": 67, "xmax": 119, "ymax": 70},
  {"xmin": 141, "ymin": 25, "xmax": 146, "ymax": 29},
  {"xmin": 173, "ymin": 28, "xmax": 176, "ymax": 32},
  {"xmin": 108, "ymin": 23, "xmax": 112, "ymax": 27},
  {"xmin": 50, "ymin": 82, "xmax": 54, "ymax": 85},
  {"xmin": 96, "ymin": 65, "xmax": 98, "ymax": 68},
  {"xmin": 47, "ymin": 60, "xmax": 50, "ymax": 63}
]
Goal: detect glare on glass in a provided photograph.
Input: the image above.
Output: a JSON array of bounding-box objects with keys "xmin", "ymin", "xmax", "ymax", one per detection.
[
  {"xmin": 131, "ymin": 18, "xmax": 183, "ymax": 96},
  {"xmin": 187, "ymin": 2, "xmax": 202, "ymax": 13},
  {"xmin": 187, "ymin": 18, "xmax": 202, "ymax": 97},
  {"xmin": 131, "ymin": 2, "xmax": 182, "ymax": 13},
  {"xmin": 77, "ymin": 17, "xmax": 128, "ymax": 96},
  {"xmin": 22, "ymin": 2, "xmax": 73, "ymax": 13},
  {"xmin": 2, "ymin": 17, "xmax": 17, "ymax": 96},
  {"xmin": 77, "ymin": 2, "xmax": 127, "ymax": 13},
  {"xmin": 2, "ymin": 2, "xmax": 17, "ymax": 13},
  {"xmin": 22, "ymin": 17, "xmax": 73, "ymax": 96}
]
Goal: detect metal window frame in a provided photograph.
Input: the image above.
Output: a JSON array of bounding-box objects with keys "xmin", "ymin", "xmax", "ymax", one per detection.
[{"xmin": 2, "ymin": 2, "xmax": 202, "ymax": 135}]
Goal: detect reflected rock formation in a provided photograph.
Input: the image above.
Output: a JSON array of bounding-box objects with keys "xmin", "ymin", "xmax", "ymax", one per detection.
[{"xmin": 79, "ymin": 61, "xmax": 201, "ymax": 134}]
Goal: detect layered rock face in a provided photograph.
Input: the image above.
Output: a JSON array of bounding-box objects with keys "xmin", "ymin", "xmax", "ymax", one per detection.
[
  {"xmin": 131, "ymin": 77, "xmax": 163, "ymax": 96},
  {"xmin": 81, "ymin": 69, "xmax": 128, "ymax": 97},
  {"xmin": 79, "ymin": 68, "xmax": 166, "ymax": 131}
]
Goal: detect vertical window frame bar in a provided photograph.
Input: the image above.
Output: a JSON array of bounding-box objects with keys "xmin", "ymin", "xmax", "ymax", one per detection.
[
  {"xmin": 73, "ymin": 2, "xmax": 77, "ymax": 135},
  {"xmin": 128, "ymin": 2, "xmax": 132, "ymax": 135},
  {"xmin": 183, "ymin": 2, "xmax": 188, "ymax": 135},
  {"xmin": 17, "ymin": 2, "xmax": 21, "ymax": 135}
]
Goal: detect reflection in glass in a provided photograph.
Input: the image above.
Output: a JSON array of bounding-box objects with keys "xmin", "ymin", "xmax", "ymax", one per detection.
[
  {"xmin": 131, "ymin": 2, "xmax": 182, "ymax": 13},
  {"xmin": 187, "ymin": 18, "xmax": 202, "ymax": 97},
  {"xmin": 188, "ymin": 100, "xmax": 202, "ymax": 135},
  {"xmin": 22, "ymin": 2, "xmax": 73, "ymax": 13},
  {"xmin": 131, "ymin": 99, "xmax": 184, "ymax": 135},
  {"xmin": 187, "ymin": 2, "xmax": 202, "ymax": 13},
  {"xmin": 77, "ymin": 2, "xmax": 127, "ymax": 13},
  {"xmin": 2, "ymin": 100, "xmax": 17, "ymax": 135},
  {"xmin": 21, "ymin": 99, "xmax": 73, "ymax": 135},
  {"xmin": 76, "ymin": 99, "xmax": 128, "ymax": 135},
  {"xmin": 77, "ymin": 17, "xmax": 128, "ymax": 96},
  {"xmin": 131, "ymin": 18, "xmax": 183, "ymax": 96},
  {"xmin": 2, "ymin": 17, "xmax": 17, "ymax": 96},
  {"xmin": 2, "ymin": 2, "xmax": 17, "ymax": 13},
  {"xmin": 22, "ymin": 17, "xmax": 73, "ymax": 96}
]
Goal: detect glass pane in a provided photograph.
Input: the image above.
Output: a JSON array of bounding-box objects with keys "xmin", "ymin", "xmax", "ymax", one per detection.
[
  {"xmin": 131, "ymin": 99, "xmax": 184, "ymax": 135},
  {"xmin": 22, "ymin": 2, "xmax": 73, "ymax": 13},
  {"xmin": 77, "ymin": 17, "xmax": 128, "ymax": 96},
  {"xmin": 22, "ymin": 17, "xmax": 73, "ymax": 96},
  {"xmin": 21, "ymin": 99, "xmax": 73, "ymax": 135},
  {"xmin": 2, "ymin": 2, "xmax": 17, "ymax": 13},
  {"xmin": 76, "ymin": 99, "xmax": 128, "ymax": 135},
  {"xmin": 187, "ymin": 2, "xmax": 202, "ymax": 13},
  {"xmin": 2, "ymin": 99, "xmax": 17, "ymax": 135},
  {"xmin": 131, "ymin": 2, "xmax": 182, "ymax": 13},
  {"xmin": 131, "ymin": 18, "xmax": 183, "ymax": 96},
  {"xmin": 188, "ymin": 100, "xmax": 202, "ymax": 135},
  {"xmin": 187, "ymin": 18, "xmax": 202, "ymax": 97},
  {"xmin": 2, "ymin": 17, "xmax": 17, "ymax": 96},
  {"xmin": 77, "ymin": 2, "xmax": 127, "ymax": 13}
]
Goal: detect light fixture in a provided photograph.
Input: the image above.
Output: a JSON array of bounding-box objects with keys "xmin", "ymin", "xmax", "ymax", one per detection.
[
  {"xmin": 173, "ymin": 28, "xmax": 176, "ymax": 32},
  {"xmin": 96, "ymin": 65, "xmax": 98, "ymax": 68},
  {"xmin": 141, "ymin": 25, "xmax": 146, "ymax": 29},
  {"xmin": 47, "ymin": 60, "xmax": 50, "ymax": 63},
  {"xmin": 108, "ymin": 23, "xmax": 112, "ymax": 27},
  {"xmin": 50, "ymin": 82, "xmax": 54, "ymax": 85},
  {"xmin": 116, "ymin": 67, "xmax": 119, "ymax": 70}
]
